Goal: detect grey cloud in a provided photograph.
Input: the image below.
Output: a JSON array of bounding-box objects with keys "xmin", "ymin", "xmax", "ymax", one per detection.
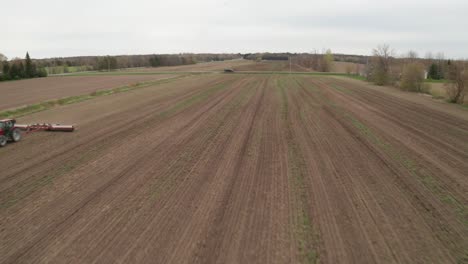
[{"xmin": 1, "ymin": 0, "xmax": 467, "ymax": 59}]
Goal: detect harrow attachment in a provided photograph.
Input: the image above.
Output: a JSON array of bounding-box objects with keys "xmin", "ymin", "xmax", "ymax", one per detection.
[{"xmin": 15, "ymin": 123, "xmax": 75, "ymax": 133}]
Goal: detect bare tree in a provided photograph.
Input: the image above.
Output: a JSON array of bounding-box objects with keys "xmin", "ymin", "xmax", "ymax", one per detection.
[
  {"xmin": 445, "ymin": 61, "xmax": 467, "ymax": 104},
  {"xmin": 369, "ymin": 44, "xmax": 394, "ymax": 85},
  {"xmin": 405, "ymin": 50, "xmax": 419, "ymax": 63},
  {"xmin": 435, "ymin": 52, "xmax": 447, "ymax": 79},
  {"xmin": 425, "ymin": 51, "xmax": 434, "ymax": 60},
  {"xmin": 436, "ymin": 52, "xmax": 445, "ymax": 62}
]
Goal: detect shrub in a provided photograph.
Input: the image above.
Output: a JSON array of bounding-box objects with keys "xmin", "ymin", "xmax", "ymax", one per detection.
[
  {"xmin": 400, "ymin": 63, "xmax": 425, "ymax": 92},
  {"xmin": 420, "ymin": 83, "xmax": 432, "ymax": 94},
  {"xmin": 445, "ymin": 62, "xmax": 467, "ymax": 104},
  {"xmin": 36, "ymin": 68, "xmax": 48, "ymax": 78}
]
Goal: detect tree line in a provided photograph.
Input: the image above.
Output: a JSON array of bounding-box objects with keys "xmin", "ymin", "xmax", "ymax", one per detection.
[
  {"xmin": 244, "ymin": 51, "xmax": 335, "ymax": 72},
  {"xmin": 366, "ymin": 44, "xmax": 467, "ymax": 104},
  {"xmin": 293, "ymin": 50, "xmax": 335, "ymax": 72},
  {"xmin": 1, "ymin": 52, "xmax": 243, "ymax": 77},
  {"xmin": 0, "ymin": 52, "xmax": 47, "ymax": 81},
  {"xmin": 35, "ymin": 53, "xmax": 242, "ymax": 72},
  {"xmin": 245, "ymin": 49, "xmax": 466, "ymax": 105}
]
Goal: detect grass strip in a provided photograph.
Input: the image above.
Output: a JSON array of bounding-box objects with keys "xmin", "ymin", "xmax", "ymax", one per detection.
[
  {"xmin": 0, "ymin": 75, "xmax": 187, "ymax": 119},
  {"xmin": 277, "ymin": 77, "xmax": 319, "ymax": 264},
  {"xmin": 62, "ymin": 71, "xmax": 212, "ymax": 77},
  {"xmin": 424, "ymin": 79, "xmax": 449, "ymax": 83}
]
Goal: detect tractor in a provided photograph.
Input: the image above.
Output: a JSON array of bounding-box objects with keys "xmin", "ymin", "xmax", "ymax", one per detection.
[
  {"xmin": 0, "ymin": 118, "xmax": 74, "ymax": 147},
  {"xmin": 0, "ymin": 119, "xmax": 22, "ymax": 147}
]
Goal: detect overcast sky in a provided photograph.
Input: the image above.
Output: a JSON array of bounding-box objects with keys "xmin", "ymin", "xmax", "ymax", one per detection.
[{"xmin": 2, "ymin": 0, "xmax": 467, "ymax": 59}]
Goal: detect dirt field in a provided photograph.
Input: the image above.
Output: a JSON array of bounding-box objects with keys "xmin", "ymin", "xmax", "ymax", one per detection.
[
  {"xmin": 333, "ymin": 61, "xmax": 364, "ymax": 74},
  {"xmin": 0, "ymin": 74, "xmax": 467, "ymax": 263},
  {"xmin": 0, "ymin": 74, "xmax": 177, "ymax": 110},
  {"xmin": 121, "ymin": 59, "xmax": 254, "ymax": 73},
  {"xmin": 232, "ymin": 60, "xmax": 310, "ymax": 72},
  {"xmin": 231, "ymin": 60, "xmax": 364, "ymax": 74}
]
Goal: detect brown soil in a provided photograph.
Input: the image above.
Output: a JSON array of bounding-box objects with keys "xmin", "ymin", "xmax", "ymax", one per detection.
[
  {"xmin": 121, "ymin": 59, "xmax": 254, "ymax": 73},
  {"xmin": 0, "ymin": 75, "xmax": 176, "ymax": 110},
  {"xmin": 332, "ymin": 61, "xmax": 364, "ymax": 74},
  {"xmin": 232, "ymin": 60, "xmax": 310, "ymax": 72},
  {"xmin": 232, "ymin": 60, "xmax": 363, "ymax": 74},
  {"xmin": 0, "ymin": 74, "xmax": 467, "ymax": 263}
]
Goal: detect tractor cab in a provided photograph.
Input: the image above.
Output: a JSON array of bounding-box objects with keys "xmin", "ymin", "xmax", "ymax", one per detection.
[
  {"xmin": 0, "ymin": 119, "xmax": 15, "ymax": 129},
  {"xmin": 0, "ymin": 119, "xmax": 21, "ymax": 147}
]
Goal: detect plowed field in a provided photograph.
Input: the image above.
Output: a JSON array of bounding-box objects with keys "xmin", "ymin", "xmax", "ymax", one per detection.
[
  {"xmin": 0, "ymin": 74, "xmax": 177, "ymax": 110},
  {"xmin": 1, "ymin": 74, "xmax": 467, "ymax": 263}
]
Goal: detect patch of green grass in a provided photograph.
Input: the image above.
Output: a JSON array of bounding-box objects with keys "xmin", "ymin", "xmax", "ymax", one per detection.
[
  {"xmin": 424, "ymin": 79, "xmax": 449, "ymax": 83},
  {"xmin": 0, "ymin": 103, "xmax": 50, "ymax": 119},
  {"xmin": 346, "ymin": 114, "xmax": 468, "ymax": 226},
  {"xmin": 287, "ymin": 140, "xmax": 320, "ymax": 264},
  {"xmin": 343, "ymin": 74, "xmax": 366, "ymax": 81},
  {"xmin": 0, "ymin": 75, "xmax": 186, "ymax": 119},
  {"xmin": 276, "ymin": 77, "xmax": 319, "ymax": 263},
  {"xmin": 46, "ymin": 65, "xmax": 92, "ymax": 75}
]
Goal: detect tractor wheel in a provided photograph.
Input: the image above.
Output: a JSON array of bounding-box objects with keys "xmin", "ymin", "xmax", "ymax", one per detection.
[
  {"xmin": 0, "ymin": 136, "xmax": 7, "ymax": 147},
  {"xmin": 11, "ymin": 128, "xmax": 21, "ymax": 142}
]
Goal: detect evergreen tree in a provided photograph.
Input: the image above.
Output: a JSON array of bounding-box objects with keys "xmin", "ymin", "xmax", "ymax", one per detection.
[
  {"xmin": 19, "ymin": 62, "xmax": 25, "ymax": 78},
  {"xmin": 0, "ymin": 52, "xmax": 44, "ymax": 81},
  {"xmin": 32, "ymin": 64, "xmax": 38, "ymax": 77},
  {"xmin": 428, "ymin": 63, "xmax": 440, "ymax": 80},
  {"xmin": 9, "ymin": 63, "xmax": 19, "ymax": 79},
  {"xmin": 149, "ymin": 56, "xmax": 160, "ymax": 67},
  {"xmin": 25, "ymin": 52, "xmax": 34, "ymax": 78},
  {"xmin": 97, "ymin": 56, "xmax": 118, "ymax": 71},
  {"xmin": 2, "ymin": 61, "xmax": 11, "ymax": 80}
]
